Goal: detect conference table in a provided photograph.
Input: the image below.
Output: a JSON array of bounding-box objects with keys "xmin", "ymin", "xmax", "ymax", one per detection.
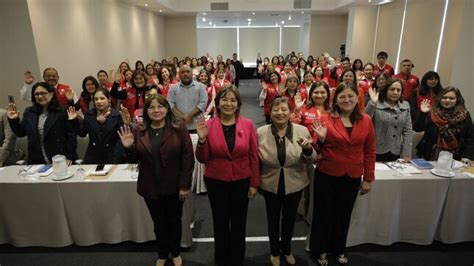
[{"xmin": 0, "ymin": 163, "xmax": 473, "ymax": 247}]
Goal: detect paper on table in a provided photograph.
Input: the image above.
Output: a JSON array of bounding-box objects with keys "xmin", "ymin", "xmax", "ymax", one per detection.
[{"xmin": 375, "ymin": 163, "xmax": 392, "ymax": 171}]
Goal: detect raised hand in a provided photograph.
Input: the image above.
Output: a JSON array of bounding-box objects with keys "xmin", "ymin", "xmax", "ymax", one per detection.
[
  {"xmin": 368, "ymin": 87, "xmax": 379, "ymax": 104},
  {"xmin": 114, "ymin": 72, "xmax": 124, "ymax": 83},
  {"xmin": 261, "ymin": 82, "xmax": 268, "ymax": 91},
  {"xmin": 65, "ymin": 88, "xmax": 75, "ymax": 101},
  {"xmin": 420, "ymin": 99, "xmax": 431, "ymax": 113},
  {"xmin": 297, "ymin": 137, "xmax": 313, "ymax": 150},
  {"xmin": 196, "ymin": 115, "xmax": 208, "ymax": 142},
  {"xmin": 312, "ymin": 119, "xmax": 327, "ymax": 142},
  {"xmin": 67, "ymin": 106, "xmax": 78, "ymax": 120},
  {"xmin": 24, "ymin": 71, "xmax": 34, "ymax": 85},
  {"xmin": 118, "ymin": 125, "xmax": 134, "ymax": 148},
  {"xmin": 6, "ymin": 103, "xmax": 19, "ymax": 119},
  {"xmin": 294, "ymin": 92, "xmax": 306, "ymax": 110},
  {"xmin": 119, "ymin": 105, "xmax": 131, "ymax": 125}
]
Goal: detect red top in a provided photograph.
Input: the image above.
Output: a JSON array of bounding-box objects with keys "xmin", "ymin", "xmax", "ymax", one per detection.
[
  {"xmin": 291, "ymin": 105, "xmax": 326, "ymax": 143},
  {"xmin": 316, "ymin": 113, "xmax": 376, "ymax": 181},
  {"xmin": 394, "ymin": 73, "xmax": 420, "ymax": 101},
  {"xmin": 263, "ymin": 83, "xmax": 281, "ymax": 115},
  {"xmin": 374, "ymin": 64, "xmax": 394, "ymax": 77},
  {"xmin": 55, "ymin": 83, "xmax": 72, "ymax": 107},
  {"xmin": 213, "ymin": 79, "xmax": 231, "ymax": 95},
  {"xmin": 158, "ymin": 80, "xmax": 177, "ymax": 98},
  {"xmin": 359, "ymin": 76, "xmax": 375, "ymax": 96},
  {"xmin": 195, "ymin": 116, "xmax": 260, "ymax": 187}
]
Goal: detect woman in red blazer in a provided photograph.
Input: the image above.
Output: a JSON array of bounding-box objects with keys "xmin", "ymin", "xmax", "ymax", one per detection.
[
  {"xmin": 309, "ymin": 82, "xmax": 375, "ymax": 266},
  {"xmin": 118, "ymin": 94, "xmax": 194, "ymax": 266},
  {"xmin": 195, "ymin": 85, "xmax": 259, "ymax": 266}
]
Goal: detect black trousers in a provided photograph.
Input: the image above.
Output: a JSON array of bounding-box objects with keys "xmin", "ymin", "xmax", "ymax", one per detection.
[
  {"xmin": 309, "ymin": 170, "xmax": 360, "ymax": 256},
  {"xmin": 262, "ymin": 189, "xmax": 303, "ymax": 256},
  {"xmin": 376, "ymin": 151, "xmax": 400, "ymax": 162},
  {"xmin": 205, "ymin": 177, "xmax": 250, "ymax": 266},
  {"xmin": 144, "ymin": 194, "xmax": 183, "ymax": 259}
]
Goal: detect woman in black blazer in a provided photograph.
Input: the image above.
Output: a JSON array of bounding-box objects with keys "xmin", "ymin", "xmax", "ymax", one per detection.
[
  {"xmin": 7, "ymin": 82, "xmax": 77, "ymax": 164},
  {"xmin": 67, "ymin": 88, "xmax": 124, "ymax": 164}
]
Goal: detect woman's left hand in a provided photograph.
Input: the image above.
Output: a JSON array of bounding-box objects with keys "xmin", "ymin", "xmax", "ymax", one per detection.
[
  {"xmin": 297, "ymin": 137, "xmax": 313, "ymax": 150},
  {"xmin": 248, "ymin": 187, "xmax": 257, "ymax": 198},
  {"xmin": 179, "ymin": 189, "xmax": 190, "ymax": 201},
  {"xmin": 359, "ymin": 180, "xmax": 371, "ymax": 195}
]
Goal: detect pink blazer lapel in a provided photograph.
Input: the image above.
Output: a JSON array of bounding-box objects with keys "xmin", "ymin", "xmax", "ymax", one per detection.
[{"xmin": 213, "ymin": 118, "xmax": 232, "ymax": 159}]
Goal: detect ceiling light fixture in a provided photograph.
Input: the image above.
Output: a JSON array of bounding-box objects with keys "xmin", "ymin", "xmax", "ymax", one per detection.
[
  {"xmin": 209, "ymin": 21, "xmax": 212, "ymax": 25},
  {"xmin": 252, "ymin": 12, "xmax": 255, "ymax": 15},
  {"xmin": 281, "ymin": 20, "xmax": 285, "ymax": 24},
  {"xmin": 247, "ymin": 18, "xmax": 251, "ymax": 22},
  {"xmin": 159, "ymin": 9, "xmax": 162, "ymax": 12},
  {"xmin": 145, "ymin": 3, "xmax": 148, "ymax": 7},
  {"xmin": 202, "ymin": 17, "xmax": 206, "ymax": 22},
  {"xmin": 203, "ymin": 12, "xmax": 207, "ymax": 15},
  {"xmin": 288, "ymin": 15, "xmax": 292, "ymax": 20}
]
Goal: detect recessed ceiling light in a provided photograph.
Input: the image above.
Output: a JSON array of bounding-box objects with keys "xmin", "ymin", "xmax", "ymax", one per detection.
[
  {"xmin": 281, "ymin": 20, "xmax": 285, "ymax": 24},
  {"xmin": 252, "ymin": 12, "xmax": 255, "ymax": 15},
  {"xmin": 159, "ymin": 9, "xmax": 162, "ymax": 12},
  {"xmin": 203, "ymin": 12, "xmax": 207, "ymax": 15},
  {"xmin": 209, "ymin": 21, "xmax": 212, "ymax": 25},
  {"xmin": 288, "ymin": 15, "xmax": 292, "ymax": 20},
  {"xmin": 145, "ymin": 3, "xmax": 148, "ymax": 7},
  {"xmin": 202, "ymin": 17, "xmax": 206, "ymax": 22},
  {"xmin": 301, "ymin": 11, "xmax": 305, "ymax": 14},
  {"xmin": 247, "ymin": 18, "xmax": 251, "ymax": 22}
]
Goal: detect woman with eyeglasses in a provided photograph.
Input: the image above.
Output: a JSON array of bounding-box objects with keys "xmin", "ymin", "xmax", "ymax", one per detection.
[
  {"xmin": 118, "ymin": 94, "xmax": 194, "ymax": 266},
  {"xmin": 7, "ymin": 82, "xmax": 77, "ymax": 165}
]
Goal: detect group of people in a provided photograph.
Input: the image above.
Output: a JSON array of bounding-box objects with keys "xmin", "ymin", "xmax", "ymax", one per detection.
[{"xmin": 0, "ymin": 50, "xmax": 473, "ymax": 266}]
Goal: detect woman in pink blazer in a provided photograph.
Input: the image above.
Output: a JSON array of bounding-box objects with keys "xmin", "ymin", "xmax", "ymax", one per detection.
[{"xmin": 196, "ymin": 85, "xmax": 259, "ymax": 266}]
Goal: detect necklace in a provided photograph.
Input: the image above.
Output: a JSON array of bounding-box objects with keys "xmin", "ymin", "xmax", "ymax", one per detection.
[{"xmin": 150, "ymin": 127, "xmax": 162, "ymax": 136}]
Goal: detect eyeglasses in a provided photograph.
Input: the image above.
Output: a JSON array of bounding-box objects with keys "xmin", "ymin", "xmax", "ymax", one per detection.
[{"xmin": 34, "ymin": 92, "xmax": 49, "ymax": 98}]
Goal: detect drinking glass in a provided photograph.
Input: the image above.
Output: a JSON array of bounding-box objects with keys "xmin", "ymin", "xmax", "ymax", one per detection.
[{"xmin": 75, "ymin": 159, "xmax": 85, "ymax": 180}]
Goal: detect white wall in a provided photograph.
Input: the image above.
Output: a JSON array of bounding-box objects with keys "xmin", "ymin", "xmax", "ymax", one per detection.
[
  {"xmin": 197, "ymin": 28, "xmax": 237, "ymax": 60},
  {"xmin": 449, "ymin": 0, "xmax": 473, "ymax": 113},
  {"xmin": 309, "ymin": 15, "xmax": 348, "ymax": 58},
  {"xmin": 27, "ymin": 0, "xmax": 165, "ymax": 95},
  {"xmin": 163, "ymin": 16, "xmax": 197, "ymax": 59},
  {"xmin": 240, "ymin": 27, "xmax": 280, "ymax": 63},
  {"xmin": 0, "ymin": 0, "xmax": 41, "ymax": 110},
  {"xmin": 345, "ymin": 6, "xmax": 378, "ymax": 64}
]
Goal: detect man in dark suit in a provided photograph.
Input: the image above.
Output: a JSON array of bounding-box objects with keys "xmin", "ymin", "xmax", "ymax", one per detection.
[{"xmin": 231, "ymin": 53, "xmax": 244, "ymax": 87}]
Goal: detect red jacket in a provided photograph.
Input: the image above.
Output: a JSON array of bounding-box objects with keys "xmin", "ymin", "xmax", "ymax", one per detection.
[
  {"xmin": 394, "ymin": 73, "xmax": 419, "ymax": 101},
  {"xmin": 55, "ymin": 83, "xmax": 73, "ymax": 107},
  {"xmin": 263, "ymin": 83, "xmax": 281, "ymax": 115},
  {"xmin": 316, "ymin": 113, "xmax": 376, "ymax": 181},
  {"xmin": 374, "ymin": 64, "xmax": 394, "ymax": 77},
  {"xmin": 158, "ymin": 80, "xmax": 177, "ymax": 98},
  {"xmin": 131, "ymin": 124, "xmax": 194, "ymax": 198},
  {"xmin": 359, "ymin": 76, "xmax": 375, "ymax": 96},
  {"xmin": 213, "ymin": 79, "xmax": 231, "ymax": 95},
  {"xmin": 195, "ymin": 116, "xmax": 260, "ymax": 187}
]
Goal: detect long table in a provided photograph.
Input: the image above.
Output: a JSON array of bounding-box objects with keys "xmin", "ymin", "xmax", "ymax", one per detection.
[{"xmin": 0, "ymin": 164, "xmax": 473, "ymax": 247}]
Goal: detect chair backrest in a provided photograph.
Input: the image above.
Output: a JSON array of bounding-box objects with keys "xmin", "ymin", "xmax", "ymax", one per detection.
[
  {"xmin": 411, "ymin": 131, "xmax": 424, "ymax": 157},
  {"xmin": 77, "ymin": 136, "xmax": 89, "ymax": 160}
]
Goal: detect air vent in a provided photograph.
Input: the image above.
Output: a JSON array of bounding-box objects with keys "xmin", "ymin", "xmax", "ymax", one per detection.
[
  {"xmin": 293, "ymin": 0, "xmax": 311, "ymax": 9},
  {"xmin": 210, "ymin": 2, "xmax": 229, "ymax": 11}
]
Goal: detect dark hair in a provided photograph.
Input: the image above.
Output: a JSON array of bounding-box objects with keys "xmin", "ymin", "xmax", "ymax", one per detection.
[
  {"xmin": 131, "ymin": 70, "xmax": 147, "ymax": 89},
  {"xmin": 375, "ymin": 72, "xmax": 389, "ymax": 91},
  {"xmin": 379, "ymin": 77, "xmax": 404, "ymax": 103},
  {"xmin": 97, "ymin": 69, "xmax": 108, "ymax": 78},
  {"xmin": 142, "ymin": 94, "xmax": 179, "ymax": 129},
  {"xmin": 135, "ymin": 60, "xmax": 145, "ymax": 71},
  {"xmin": 30, "ymin": 82, "xmax": 60, "ymax": 112},
  {"xmin": 81, "ymin": 76, "xmax": 100, "ymax": 104},
  {"xmin": 93, "ymin": 87, "xmax": 111, "ymax": 101},
  {"xmin": 158, "ymin": 66, "xmax": 174, "ymax": 84},
  {"xmin": 268, "ymin": 71, "xmax": 281, "ymax": 84},
  {"xmin": 306, "ymin": 55, "xmax": 314, "ymax": 66},
  {"xmin": 400, "ymin": 59, "xmax": 414, "ymax": 68},
  {"xmin": 119, "ymin": 61, "xmax": 131, "ymax": 72},
  {"xmin": 145, "ymin": 63, "xmax": 155, "ymax": 76},
  {"xmin": 433, "ymin": 86, "xmax": 467, "ymax": 114},
  {"xmin": 339, "ymin": 69, "xmax": 358, "ymax": 86},
  {"xmin": 331, "ymin": 82, "xmax": 362, "ymax": 123},
  {"xmin": 307, "ymin": 81, "xmax": 331, "ymax": 110},
  {"xmin": 363, "ymin": 62, "xmax": 375, "ymax": 71},
  {"xmin": 341, "ymin": 57, "xmax": 351, "ymax": 63},
  {"xmin": 214, "ymin": 84, "xmax": 242, "ymax": 117},
  {"xmin": 377, "ymin": 51, "xmax": 388, "ymax": 58},
  {"xmin": 285, "ymin": 74, "xmax": 300, "ymax": 89},
  {"xmin": 420, "ymin": 71, "xmax": 443, "ymax": 96},
  {"xmin": 271, "ymin": 56, "xmax": 279, "ymax": 65},
  {"xmin": 270, "ymin": 96, "xmax": 292, "ymax": 112},
  {"xmin": 352, "ymin": 59, "xmax": 364, "ymax": 71},
  {"xmin": 142, "ymin": 84, "xmax": 160, "ymax": 101},
  {"xmin": 313, "ymin": 66, "xmax": 325, "ymax": 78},
  {"xmin": 198, "ymin": 70, "xmax": 211, "ymax": 87}
]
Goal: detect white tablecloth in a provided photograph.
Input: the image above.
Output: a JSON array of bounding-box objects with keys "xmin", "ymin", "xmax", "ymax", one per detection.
[{"xmin": 0, "ymin": 163, "xmax": 473, "ymax": 247}]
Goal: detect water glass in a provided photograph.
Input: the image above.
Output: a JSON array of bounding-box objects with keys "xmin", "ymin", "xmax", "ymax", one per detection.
[
  {"xmin": 75, "ymin": 159, "xmax": 85, "ymax": 180},
  {"xmin": 130, "ymin": 164, "xmax": 139, "ymax": 179}
]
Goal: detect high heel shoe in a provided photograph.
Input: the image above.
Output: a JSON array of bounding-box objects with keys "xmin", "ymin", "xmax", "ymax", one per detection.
[
  {"xmin": 270, "ymin": 255, "xmax": 280, "ymax": 266},
  {"xmin": 316, "ymin": 254, "xmax": 328, "ymax": 266},
  {"xmin": 284, "ymin": 254, "xmax": 296, "ymax": 265},
  {"xmin": 337, "ymin": 254, "xmax": 348, "ymax": 265}
]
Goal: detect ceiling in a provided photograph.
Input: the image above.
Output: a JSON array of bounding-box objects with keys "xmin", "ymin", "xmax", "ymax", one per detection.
[{"xmin": 120, "ymin": 0, "xmax": 397, "ymax": 18}]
